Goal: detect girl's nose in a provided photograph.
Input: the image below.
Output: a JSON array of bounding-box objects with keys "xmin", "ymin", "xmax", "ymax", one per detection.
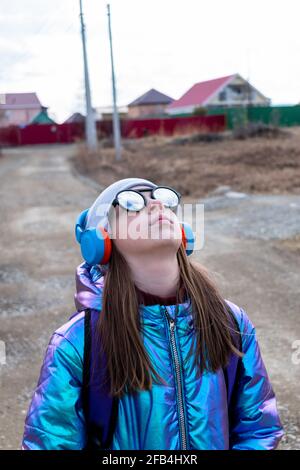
[{"xmin": 148, "ymin": 198, "xmax": 164, "ymax": 213}]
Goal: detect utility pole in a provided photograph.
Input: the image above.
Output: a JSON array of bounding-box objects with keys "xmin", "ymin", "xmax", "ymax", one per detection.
[
  {"xmin": 246, "ymin": 49, "xmax": 252, "ymax": 127},
  {"xmin": 107, "ymin": 3, "xmax": 122, "ymax": 161},
  {"xmin": 79, "ymin": 0, "xmax": 97, "ymax": 150}
]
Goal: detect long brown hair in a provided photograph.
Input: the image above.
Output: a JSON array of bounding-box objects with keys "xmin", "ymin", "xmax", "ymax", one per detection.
[{"xmin": 97, "ymin": 242, "xmax": 243, "ymax": 398}]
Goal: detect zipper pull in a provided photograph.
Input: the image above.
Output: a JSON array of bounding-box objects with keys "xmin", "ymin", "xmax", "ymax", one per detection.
[{"xmin": 164, "ymin": 308, "xmax": 175, "ymax": 329}]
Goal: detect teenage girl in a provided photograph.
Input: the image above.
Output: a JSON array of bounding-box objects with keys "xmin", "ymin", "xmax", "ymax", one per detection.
[{"xmin": 22, "ymin": 177, "xmax": 284, "ymax": 450}]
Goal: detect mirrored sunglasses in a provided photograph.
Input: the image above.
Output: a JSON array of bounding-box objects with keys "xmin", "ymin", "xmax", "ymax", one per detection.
[{"xmin": 111, "ymin": 186, "xmax": 181, "ymax": 212}]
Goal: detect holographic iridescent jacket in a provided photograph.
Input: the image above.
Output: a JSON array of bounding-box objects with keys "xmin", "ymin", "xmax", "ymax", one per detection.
[{"xmin": 22, "ymin": 262, "xmax": 284, "ymax": 450}]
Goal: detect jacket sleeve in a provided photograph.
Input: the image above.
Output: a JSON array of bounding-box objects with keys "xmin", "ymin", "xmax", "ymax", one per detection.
[
  {"xmin": 229, "ymin": 307, "xmax": 284, "ymax": 450},
  {"xmin": 22, "ymin": 332, "xmax": 87, "ymax": 450}
]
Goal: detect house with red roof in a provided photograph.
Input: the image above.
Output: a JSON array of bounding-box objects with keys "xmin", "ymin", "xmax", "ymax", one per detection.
[
  {"xmin": 128, "ymin": 88, "xmax": 174, "ymax": 118},
  {"xmin": 0, "ymin": 92, "xmax": 43, "ymax": 127},
  {"xmin": 167, "ymin": 74, "xmax": 270, "ymax": 116}
]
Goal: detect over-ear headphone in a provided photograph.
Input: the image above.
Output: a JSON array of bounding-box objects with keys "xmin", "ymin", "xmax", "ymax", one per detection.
[{"xmin": 75, "ymin": 208, "xmax": 195, "ymax": 266}]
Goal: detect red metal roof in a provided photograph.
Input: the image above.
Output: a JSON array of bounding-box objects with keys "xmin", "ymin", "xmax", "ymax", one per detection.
[
  {"xmin": 167, "ymin": 75, "xmax": 235, "ymax": 110},
  {"xmin": 0, "ymin": 92, "xmax": 41, "ymax": 110}
]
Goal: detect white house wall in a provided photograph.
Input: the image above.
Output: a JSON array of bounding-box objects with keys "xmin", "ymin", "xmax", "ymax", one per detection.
[
  {"xmin": 207, "ymin": 76, "xmax": 270, "ymax": 107},
  {"xmin": 167, "ymin": 105, "xmax": 196, "ymax": 116},
  {"xmin": 207, "ymin": 86, "xmax": 270, "ymax": 106}
]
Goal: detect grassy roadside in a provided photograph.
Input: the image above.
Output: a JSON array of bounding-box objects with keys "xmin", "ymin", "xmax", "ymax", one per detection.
[{"xmin": 72, "ymin": 127, "xmax": 300, "ymax": 199}]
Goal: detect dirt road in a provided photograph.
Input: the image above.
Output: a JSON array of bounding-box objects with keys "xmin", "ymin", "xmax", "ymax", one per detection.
[{"xmin": 0, "ymin": 145, "xmax": 299, "ymax": 449}]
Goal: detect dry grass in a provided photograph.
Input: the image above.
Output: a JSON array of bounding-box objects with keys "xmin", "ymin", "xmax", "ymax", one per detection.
[
  {"xmin": 277, "ymin": 235, "xmax": 300, "ymax": 254},
  {"xmin": 72, "ymin": 128, "xmax": 300, "ymax": 198}
]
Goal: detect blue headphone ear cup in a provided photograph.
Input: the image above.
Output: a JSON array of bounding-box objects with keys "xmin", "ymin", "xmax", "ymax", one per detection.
[
  {"xmin": 181, "ymin": 222, "xmax": 195, "ymax": 256},
  {"xmin": 75, "ymin": 208, "xmax": 89, "ymax": 244},
  {"xmin": 80, "ymin": 228, "xmax": 107, "ymax": 266}
]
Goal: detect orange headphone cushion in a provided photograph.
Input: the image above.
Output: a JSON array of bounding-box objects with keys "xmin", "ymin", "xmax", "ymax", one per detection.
[
  {"xmin": 99, "ymin": 226, "xmax": 112, "ymax": 265},
  {"xmin": 181, "ymin": 224, "xmax": 187, "ymax": 248}
]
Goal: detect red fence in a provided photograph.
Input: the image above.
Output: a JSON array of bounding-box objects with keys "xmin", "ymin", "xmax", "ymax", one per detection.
[
  {"xmin": 120, "ymin": 115, "xmax": 225, "ymax": 138},
  {"xmin": 0, "ymin": 123, "xmax": 84, "ymax": 147},
  {"xmin": 0, "ymin": 115, "xmax": 225, "ymax": 147}
]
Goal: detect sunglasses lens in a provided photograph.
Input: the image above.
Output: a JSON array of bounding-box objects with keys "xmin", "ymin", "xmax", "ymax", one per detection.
[
  {"xmin": 117, "ymin": 191, "xmax": 145, "ymax": 211},
  {"xmin": 153, "ymin": 187, "xmax": 180, "ymax": 208}
]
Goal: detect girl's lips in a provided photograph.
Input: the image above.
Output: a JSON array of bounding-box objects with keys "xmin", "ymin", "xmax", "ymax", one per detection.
[
  {"xmin": 152, "ymin": 214, "xmax": 173, "ymax": 225},
  {"xmin": 159, "ymin": 218, "xmax": 171, "ymax": 223}
]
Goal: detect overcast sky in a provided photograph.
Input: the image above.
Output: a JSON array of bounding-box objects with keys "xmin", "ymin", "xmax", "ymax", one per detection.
[{"xmin": 1, "ymin": 0, "xmax": 300, "ymax": 122}]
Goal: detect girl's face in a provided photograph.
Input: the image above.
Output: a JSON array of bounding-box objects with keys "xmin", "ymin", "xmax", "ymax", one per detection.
[{"xmin": 109, "ymin": 185, "xmax": 183, "ymax": 257}]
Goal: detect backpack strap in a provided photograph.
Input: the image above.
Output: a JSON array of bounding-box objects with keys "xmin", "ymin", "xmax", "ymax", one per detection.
[
  {"xmin": 82, "ymin": 308, "xmax": 119, "ymax": 450},
  {"xmin": 222, "ymin": 305, "xmax": 243, "ymax": 413},
  {"xmin": 227, "ymin": 305, "xmax": 242, "ymax": 352},
  {"xmin": 82, "ymin": 308, "xmax": 93, "ymax": 448}
]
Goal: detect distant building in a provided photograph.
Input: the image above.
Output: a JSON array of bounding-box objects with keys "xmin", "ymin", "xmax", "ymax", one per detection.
[
  {"xmin": 64, "ymin": 112, "xmax": 86, "ymax": 124},
  {"xmin": 96, "ymin": 106, "xmax": 128, "ymax": 121},
  {"xmin": 167, "ymin": 74, "xmax": 270, "ymax": 115},
  {"xmin": 128, "ymin": 88, "xmax": 174, "ymax": 118},
  {"xmin": 0, "ymin": 92, "xmax": 43, "ymax": 127},
  {"xmin": 30, "ymin": 106, "xmax": 56, "ymax": 125}
]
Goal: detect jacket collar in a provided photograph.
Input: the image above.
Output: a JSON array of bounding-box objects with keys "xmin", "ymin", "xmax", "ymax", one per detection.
[{"xmin": 74, "ymin": 262, "xmax": 191, "ymax": 316}]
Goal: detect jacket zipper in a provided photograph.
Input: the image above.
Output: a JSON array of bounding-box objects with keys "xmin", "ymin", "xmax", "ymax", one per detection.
[{"xmin": 164, "ymin": 307, "xmax": 188, "ymax": 450}]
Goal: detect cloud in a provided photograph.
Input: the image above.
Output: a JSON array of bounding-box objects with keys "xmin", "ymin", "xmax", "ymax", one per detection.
[{"xmin": 0, "ymin": 0, "xmax": 300, "ymax": 121}]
